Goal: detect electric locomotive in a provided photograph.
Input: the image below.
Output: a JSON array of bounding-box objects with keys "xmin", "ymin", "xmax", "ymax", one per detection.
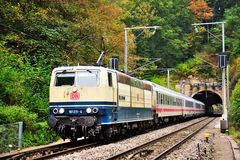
[{"xmin": 47, "ymin": 66, "xmax": 153, "ymax": 140}]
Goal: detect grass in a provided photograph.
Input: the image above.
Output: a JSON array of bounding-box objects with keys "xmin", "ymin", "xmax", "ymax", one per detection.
[{"xmin": 229, "ymin": 126, "xmax": 240, "ymax": 146}]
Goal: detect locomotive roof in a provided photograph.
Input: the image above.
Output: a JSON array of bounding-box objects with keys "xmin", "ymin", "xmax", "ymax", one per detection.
[{"xmin": 52, "ymin": 65, "xmax": 113, "ymax": 72}]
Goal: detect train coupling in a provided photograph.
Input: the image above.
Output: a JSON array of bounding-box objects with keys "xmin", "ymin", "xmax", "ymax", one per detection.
[
  {"xmin": 95, "ymin": 124, "xmax": 101, "ymax": 134},
  {"xmin": 70, "ymin": 118, "xmax": 78, "ymax": 134}
]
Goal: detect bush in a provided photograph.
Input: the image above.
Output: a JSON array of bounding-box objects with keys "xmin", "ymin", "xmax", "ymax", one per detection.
[
  {"xmin": 0, "ymin": 123, "xmax": 19, "ymax": 153},
  {"xmin": 0, "ymin": 45, "xmax": 25, "ymax": 105},
  {"xmin": 0, "ymin": 105, "xmax": 59, "ymax": 147},
  {"xmin": 229, "ymin": 126, "xmax": 240, "ymax": 146},
  {"xmin": 150, "ymin": 76, "xmax": 167, "ymax": 87},
  {"xmin": 230, "ymin": 79, "xmax": 240, "ymax": 128},
  {"xmin": 23, "ymin": 121, "xmax": 59, "ymax": 147},
  {"xmin": 22, "ymin": 61, "xmax": 51, "ymax": 121},
  {"xmin": 149, "ymin": 75, "xmax": 177, "ymax": 91},
  {"xmin": 0, "ymin": 105, "xmax": 37, "ymax": 130},
  {"xmin": 176, "ymin": 57, "xmax": 215, "ymax": 79}
]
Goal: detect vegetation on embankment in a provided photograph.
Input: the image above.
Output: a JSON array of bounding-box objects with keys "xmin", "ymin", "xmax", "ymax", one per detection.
[{"xmin": 1, "ymin": 0, "xmax": 240, "ymax": 149}]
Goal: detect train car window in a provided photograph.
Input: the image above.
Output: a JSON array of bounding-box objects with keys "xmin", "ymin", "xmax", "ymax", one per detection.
[
  {"xmin": 160, "ymin": 94, "xmax": 163, "ymax": 104},
  {"xmin": 130, "ymin": 78, "xmax": 143, "ymax": 89},
  {"xmin": 165, "ymin": 96, "xmax": 167, "ymax": 105},
  {"xmin": 196, "ymin": 103, "xmax": 201, "ymax": 108},
  {"xmin": 159, "ymin": 93, "xmax": 161, "ymax": 104},
  {"xmin": 108, "ymin": 72, "xmax": 112, "ymax": 87},
  {"xmin": 164, "ymin": 95, "xmax": 167, "ymax": 105},
  {"xmin": 55, "ymin": 72, "xmax": 75, "ymax": 86},
  {"xmin": 173, "ymin": 97, "xmax": 176, "ymax": 106},
  {"xmin": 157, "ymin": 92, "xmax": 159, "ymax": 104},
  {"xmin": 76, "ymin": 70, "xmax": 99, "ymax": 87},
  {"xmin": 186, "ymin": 100, "xmax": 194, "ymax": 108},
  {"xmin": 117, "ymin": 74, "xmax": 130, "ymax": 85},
  {"xmin": 163, "ymin": 94, "xmax": 165, "ymax": 104},
  {"xmin": 144, "ymin": 83, "xmax": 152, "ymax": 91}
]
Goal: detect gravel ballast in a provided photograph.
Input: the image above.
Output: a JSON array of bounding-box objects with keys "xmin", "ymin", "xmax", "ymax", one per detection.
[
  {"xmin": 163, "ymin": 117, "xmax": 220, "ymax": 160},
  {"xmin": 53, "ymin": 117, "xmax": 208, "ymax": 160}
]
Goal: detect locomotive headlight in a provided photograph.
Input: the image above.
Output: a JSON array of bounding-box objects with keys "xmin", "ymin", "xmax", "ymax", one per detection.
[
  {"xmin": 86, "ymin": 107, "xmax": 92, "ymax": 114},
  {"xmin": 92, "ymin": 107, "xmax": 99, "ymax": 113},
  {"xmin": 59, "ymin": 108, "xmax": 65, "ymax": 114},
  {"xmin": 72, "ymin": 87, "xmax": 78, "ymax": 93},
  {"xmin": 53, "ymin": 108, "xmax": 58, "ymax": 114}
]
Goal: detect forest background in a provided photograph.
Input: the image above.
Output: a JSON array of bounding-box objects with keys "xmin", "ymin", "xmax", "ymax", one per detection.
[{"xmin": 1, "ymin": 0, "xmax": 240, "ymax": 148}]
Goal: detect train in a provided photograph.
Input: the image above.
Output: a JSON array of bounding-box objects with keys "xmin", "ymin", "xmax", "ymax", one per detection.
[
  {"xmin": 209, "ymin": 104, "xmax": 223, "ymax": 116},
  {"xmin": 47, "ymin": 65, "xmax": 205, "ymax": 141}
]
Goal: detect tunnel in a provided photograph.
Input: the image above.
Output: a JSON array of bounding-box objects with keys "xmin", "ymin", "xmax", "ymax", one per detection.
[{"xmin": 192, "ymin": 90, "xmax": 222, "ymax": 115}]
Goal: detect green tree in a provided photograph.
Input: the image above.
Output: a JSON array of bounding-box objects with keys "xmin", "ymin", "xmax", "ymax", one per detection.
[
  {"xmin": 0, "ymin": 0, "xmax": 128, "ymax": 147},
  {"xmin": 225, "ymin": 3, "xmax": 240, "ymax": 58},
  {"xmin": 230, "ymin": 80, "xmax": 240, "ymax": 128},
  {"xmin": 123, "ymin": 0, "xmax": 196, "ymax": 68}
]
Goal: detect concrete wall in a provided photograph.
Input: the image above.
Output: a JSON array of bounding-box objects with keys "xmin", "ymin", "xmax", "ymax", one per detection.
[{"xmin": 175, "ymin": 78, "xmax": 222, "ymax": 99}]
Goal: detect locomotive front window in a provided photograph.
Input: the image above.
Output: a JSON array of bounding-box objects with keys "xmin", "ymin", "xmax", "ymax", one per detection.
[
  {"xmin": 55, "ymin": 72, "xmax": 75, "ymax": 86},
  {"xmin": 76, "ymin": 70, "xmax": 99, "ymax": 87}
]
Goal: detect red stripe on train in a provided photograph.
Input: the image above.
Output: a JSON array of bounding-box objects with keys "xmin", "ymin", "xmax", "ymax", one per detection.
[{"xmin": 155, "ymin": 108, "xmax": 205, "ymax": 112}]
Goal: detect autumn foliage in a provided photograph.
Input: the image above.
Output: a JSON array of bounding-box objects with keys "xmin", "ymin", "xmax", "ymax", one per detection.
[{"xmin": 188, "ymin": 0, "xmax": 214, "ymax": 20}]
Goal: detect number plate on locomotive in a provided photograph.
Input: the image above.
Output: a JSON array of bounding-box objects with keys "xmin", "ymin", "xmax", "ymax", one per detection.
[{"xmin": 68, "ymin": 110, "xmax": 83, "ymax": 114}]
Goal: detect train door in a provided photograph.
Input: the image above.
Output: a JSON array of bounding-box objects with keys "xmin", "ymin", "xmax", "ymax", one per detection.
[{"xmin": 107, "ymin": 71, "xmax": 118, "ymax": 121}]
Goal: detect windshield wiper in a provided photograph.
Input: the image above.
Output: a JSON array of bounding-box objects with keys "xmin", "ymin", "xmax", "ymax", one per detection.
[{"xmin": 86, "ymin": 69, "xmax": 92, "ymax": 73}]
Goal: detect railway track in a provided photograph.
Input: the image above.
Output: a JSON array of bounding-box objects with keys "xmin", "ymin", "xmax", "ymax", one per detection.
[
  {"xmin": 0, "ymin": 139, "xmax": 100, "ymax": 160},
  {"xmin": 107, "ymin": 117, "xmax": 215, "ymax": 160}
]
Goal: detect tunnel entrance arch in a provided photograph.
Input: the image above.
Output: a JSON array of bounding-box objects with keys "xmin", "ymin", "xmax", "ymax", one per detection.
[{"xmin": 192, "ymin": 90, "xmax": 222, "ymax": 115}]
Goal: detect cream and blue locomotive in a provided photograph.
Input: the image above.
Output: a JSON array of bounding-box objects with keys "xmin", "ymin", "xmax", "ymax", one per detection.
[{"xmin": 47, "ymin": 66, "xmax": 205, "ymax": 140}]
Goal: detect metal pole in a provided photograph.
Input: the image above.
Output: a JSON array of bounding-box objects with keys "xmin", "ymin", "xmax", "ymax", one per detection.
[
  {"xmin": 18, "ymin": 121, "xmax": 23, "ymax": 149},
  {"xmin": 221, "ymin": 23, "xmax": 227, "ymax": 121},
  {"xmin": 180, "ymin": 80, "xmax": 185, "ymax": 94},
  {"xmin": 222, "ymin": 23, "xmax": 225, "ymax": 52},
  {"xmin": 167, "ymin": 69, "xmax": 170, "ymax": 89},
  {"xmin": 222, "ymin": 68, "xmax": 227, "ymax": 120},
  {"xmin": 227, "ymin": 65, "xmax": 230, "ymax": 113},
  {"xmin": 180, "ymin": 80, "xmax": 183, "ymax": 93},
  {"xmin": 192, "ymin": 21, "xmax": 224, "ymax": 26},
  {"xmin": 124, "ymin": 29, "xmax": 128, "ymax": 73},
  {"xmin": 125, "ymin": 26, "xmax": 159, "ymax": 30}
]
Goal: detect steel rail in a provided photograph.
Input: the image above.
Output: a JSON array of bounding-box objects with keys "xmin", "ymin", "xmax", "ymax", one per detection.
[
  {"xmin": 107, "ymin": 117, "xmax": 214, "ymax": 160},
  {"xmin": 152, "ymin": 118, "xmax": 215, "ymax": 160},
  {"xmin": 33, "ymin": 142, "xmax": 100, "ymax": 160},
  {"xmin": 0, "ymin": 141, "xmax": 70, "ymax": 160},
  {"xmin": 0, "ymin": 139, "xmax": 98, "ymax": 160}
]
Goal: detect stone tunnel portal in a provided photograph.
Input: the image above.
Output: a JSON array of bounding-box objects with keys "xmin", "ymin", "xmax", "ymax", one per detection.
[{"xmin": 192, "ymin": 91, "xmax": 222, "ymax": 115}]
